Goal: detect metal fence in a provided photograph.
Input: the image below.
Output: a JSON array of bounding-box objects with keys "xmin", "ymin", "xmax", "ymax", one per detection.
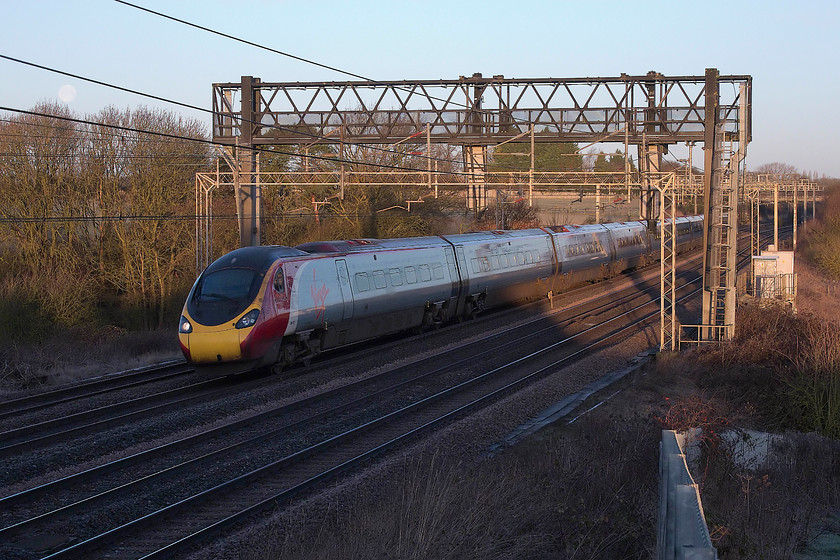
[
  {"xmin": 657, "ymin": 430, "xmax": 717, "ymax": 560},
  {"xmin": 677, "ymin": 325, "xmax": 733, "ymax": 349}
]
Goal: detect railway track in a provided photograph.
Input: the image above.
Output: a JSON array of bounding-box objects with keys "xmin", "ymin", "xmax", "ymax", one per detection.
[
  {"xmin": 1, "ymin": 229, "xmax": 782, "ymax": 559},
  {"xmin": 0, "ymin": 360, "xmax": 190, "ymax": 421}
]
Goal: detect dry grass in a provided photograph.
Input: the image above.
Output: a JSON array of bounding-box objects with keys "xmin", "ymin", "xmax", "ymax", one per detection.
[
  {"xmin": 0, "ymin": 326, "xmax": 181, "ymax": 393},
  {"xmin": 650, "ymin": 302, "xmax": 840, "ymax": 558},
  {"xmin": 242, "ymin": 415, "xmax": 660, "ymax": 560},
  {"xmin": 699, "ymin": 431, "xmax": 840, "ymax": 560}
]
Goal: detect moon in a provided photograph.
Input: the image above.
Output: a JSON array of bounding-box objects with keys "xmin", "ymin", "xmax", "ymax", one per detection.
[{"xmin": 58, "ymin": 84, "xmax": 77, "ymax": 103}]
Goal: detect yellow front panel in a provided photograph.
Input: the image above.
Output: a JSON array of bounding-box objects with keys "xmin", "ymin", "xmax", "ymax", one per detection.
[{"xmin": 188, "ymin": 329, "xmax": 243, "ymax": 363}]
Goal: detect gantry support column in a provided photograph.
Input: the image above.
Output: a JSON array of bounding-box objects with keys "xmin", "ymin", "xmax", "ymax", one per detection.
[
  {"xmin": 464, "ymin": 145, "xmax": 487, "ymax": 214},
  {"xmin": 639, "ymin": 143, "xmax": 664, "ymax": 225},
  {"xmin": 640, "ymin": 72, "xmax": 665, "ymax": 226},
  {"xmin": 237, "ymin": 75, "xmax": 261, "ymax": 247},
  {"xmin": 700, "ymin": 68, "xmax": 726, "ymax": 338},
  {"xmin": 700, "ymin": 68, "xmax": 741, "ymax": 341},
  {"xmin": 464, "ymin": 73, "xmax": 488, "ymax": 216}
]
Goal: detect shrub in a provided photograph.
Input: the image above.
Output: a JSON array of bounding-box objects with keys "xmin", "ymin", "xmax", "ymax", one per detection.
[{"xmin": 691, "ymin": 306, "xmax": 840, "ymax": 438}]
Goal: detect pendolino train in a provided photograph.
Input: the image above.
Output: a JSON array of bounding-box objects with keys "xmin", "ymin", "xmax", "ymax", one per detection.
[{"xmin": 178, "ymin": 216, "xmax": 703, "ymax": 374}]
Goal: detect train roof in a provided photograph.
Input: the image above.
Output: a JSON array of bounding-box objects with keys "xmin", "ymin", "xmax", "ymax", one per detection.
[
  {"xmin": 545, "ymin": 223, "xmax": 611, "ymax": 235},
  {"xmin": 442, "ymin": 228, "xmax": 550, "ymax": 243},
  {"xmin": 600, "ymin": 221, "xmax": 648, "ymax": 231},
  {"xmin": 295, "ymin": 236, "xmax": 447, "ymax": 254},
  {"xmin": 206, "ymin": 246, "xmax": 308, "ymax": 273}
]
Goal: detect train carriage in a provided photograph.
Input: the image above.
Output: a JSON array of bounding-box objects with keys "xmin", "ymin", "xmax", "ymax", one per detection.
[
  {"xmin": 603, "ymin": 221, "xmax": 653, "ymax": 274},
  {"xmin": 442, "ymin": 228, "xmax": 556, "ymax": 315},
  {"xmin": 547, "ymin": 224, "xmax": 613, "ymax": 287},
  {"xmin": 295, "ymin": 236, "xmax": 459, "ymax": 347}
]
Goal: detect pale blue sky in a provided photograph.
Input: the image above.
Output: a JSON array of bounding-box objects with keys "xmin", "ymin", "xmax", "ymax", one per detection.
[{"xmin": 2, "ymin": 0, "xmax": 838, "ymax": 176}]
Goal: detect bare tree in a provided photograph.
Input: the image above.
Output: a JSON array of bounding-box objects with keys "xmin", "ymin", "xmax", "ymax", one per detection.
[
  {"xmin": 104, "ymin": 107, "xmax": 210, "ymax": 328},
  {"xmin": 754, "ymin": 162, "xmax": 799, "ymax": 177}
]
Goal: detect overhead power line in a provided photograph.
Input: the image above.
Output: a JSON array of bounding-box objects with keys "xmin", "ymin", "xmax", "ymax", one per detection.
[
  {"xmin": 0, "ymin": 53, "xmax": 464, "ymax": 169},
  {"xmin": 0, "ymin": 105, "xmax": 482, "ymax": 179},
  {"xmin": 114, "ymin": 1, "xmax": 373, "ymax": 82},
  {"xmin": 0, "ymin": 212, "xmax": 418, "ymax": 224},
  {"xmin": 112, "ymin": 1, "xmax": 572, "ymax": 160}
]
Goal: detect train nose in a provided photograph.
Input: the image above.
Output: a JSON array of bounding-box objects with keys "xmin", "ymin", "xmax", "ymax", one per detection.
[{"xmin": 187, "ymin": 328, "xmax": 244, "ymax": 363}]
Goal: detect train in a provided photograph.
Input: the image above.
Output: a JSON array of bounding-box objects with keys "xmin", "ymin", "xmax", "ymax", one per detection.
[{"xmin": 178, "ymin": 216, "xmax": 703, "ymax": 374}]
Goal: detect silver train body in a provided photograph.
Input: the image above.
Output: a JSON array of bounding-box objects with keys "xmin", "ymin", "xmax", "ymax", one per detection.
[{"xmin": 178, "ymin": 216, "xmax": 703, "ymax": 372}]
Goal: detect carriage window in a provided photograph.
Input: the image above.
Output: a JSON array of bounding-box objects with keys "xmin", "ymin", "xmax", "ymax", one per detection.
[
  {"xmin": 355, "ymin": 272, "xmax": 370, "ymax": 292},
  {"xmin": 373, "ymin": 270, "xmax": 386, "ymax": 289},
  {"xmin": 389, "ymin": 268, "xmax": 403, "ymax": 286},
  {"xmin": 405, "ymin": 266, "xmax": 417, "ymax": 284},
  {"xmin": 471, "ymin": 258, "xmax": 480, "ymax": 274},
  {"xmin": 419, "ymin": 264, "xmax": 432, "ymax": 282},
  {"xmin": 432, "ymin": 264, "xmax": 444, "ymax": 279}
]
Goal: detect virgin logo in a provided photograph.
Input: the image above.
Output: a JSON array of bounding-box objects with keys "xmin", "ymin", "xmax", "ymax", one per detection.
[{"xmin": 311, "ymin": 269, "xmax": 329, "ymax": 319}]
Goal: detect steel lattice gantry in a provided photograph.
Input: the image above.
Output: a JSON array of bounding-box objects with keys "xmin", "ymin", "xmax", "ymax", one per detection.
[{"xmin": 212, "ymin": 72, "xmax": 750, "ymax": 146}]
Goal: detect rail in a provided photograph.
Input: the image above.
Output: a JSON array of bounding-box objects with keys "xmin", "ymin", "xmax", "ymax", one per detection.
[{"xmin": 657, "ymin": 430, "xmax": 717, "ymax": 560}]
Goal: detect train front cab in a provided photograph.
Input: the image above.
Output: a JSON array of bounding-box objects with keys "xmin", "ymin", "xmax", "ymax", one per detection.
[{"xmin": 179, "ymin": 246, "xmax": 305, "ymax": 373}]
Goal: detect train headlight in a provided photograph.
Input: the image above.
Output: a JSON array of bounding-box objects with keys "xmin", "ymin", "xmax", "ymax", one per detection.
[
  {"xmin": 179, "ymin": 316, "xmax": 192, "ymax": 334},
  {"xmin": 235, "ymin": 309, "xmax": 260, "ymax": 329}
]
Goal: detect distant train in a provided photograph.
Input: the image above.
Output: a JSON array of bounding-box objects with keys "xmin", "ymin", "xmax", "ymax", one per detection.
[{"xmin": 178, "ymin": 216, "xmax": 703, "ymax": 374}]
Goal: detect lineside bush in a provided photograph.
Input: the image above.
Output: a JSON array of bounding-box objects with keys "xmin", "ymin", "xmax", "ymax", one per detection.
[{"xmin": 691, "ymin": 305, "xmax": 840, "ymax": 439}]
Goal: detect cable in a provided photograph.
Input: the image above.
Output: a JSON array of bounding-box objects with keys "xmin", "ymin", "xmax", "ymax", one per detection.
[
  {"xmin": 115, "ymin": 1, "xmax": 372, "ymax": 82},
  {"xmin": 113, "ymin": 1, "xmax": 584, "ymax": 164},
  {"xmin": 0, "ymin": 105, "xmax": 482, "ymax": 179},
  {"xmin": 0, "ymin": 154, "xmax": 212, "ymax": 165},
  {"xmin": 0, "ymin": 212, "xmax": 434, "ymax": 223},
  {"xmin": 0, "ymin": 53, "xmax": 464, "ymax": 169}
]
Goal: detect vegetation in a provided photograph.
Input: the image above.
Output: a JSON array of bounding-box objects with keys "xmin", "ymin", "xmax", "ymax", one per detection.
[
  {"xmin": 0, "ymin": 104, "xmax": 209, "ymax": 337},
  {"xmin": 802, "ymin": 181, "xmax": 840, "ymax": 280},
  {"xmin": 593, "ymin": 150, "xmax": 633, "ymax": 173},
  {"xmin": 488, "ymin": 135, "xmax": 583, "ymax": 173}
]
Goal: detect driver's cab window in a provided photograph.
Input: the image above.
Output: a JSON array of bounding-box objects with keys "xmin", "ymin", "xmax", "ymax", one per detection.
[{"xmin": 273, "ymin": 268, "xmax": 285, "ymax": 293}]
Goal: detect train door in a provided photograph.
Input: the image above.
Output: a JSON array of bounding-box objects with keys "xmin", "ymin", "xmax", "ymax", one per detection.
[
  {"xmin": 272, "ymin": 264, "xmax": 291, "ymax": 316},
  {"xmin": 335, "ymin": 259, "xmax": 354, "ymax": 320},
  {"xmin": 453, "ymin": 245, "xmax": 470, "ymax": 316},
  {"xmin": 443, "ymin": 246, "xmax": 459, "ymax": 301}
]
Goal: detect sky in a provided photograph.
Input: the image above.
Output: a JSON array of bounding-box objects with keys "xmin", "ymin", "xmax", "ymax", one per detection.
[{"xmin": 2, "ymin": 0, "xmax": 839, "ymax": 177}]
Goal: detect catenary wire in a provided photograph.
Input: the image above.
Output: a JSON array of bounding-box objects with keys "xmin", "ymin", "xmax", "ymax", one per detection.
[
  {"xmin": 113, "ymin": 1, "xmax": 599, "ymax": 157},
  {"xmin": 0, "ymin": 53, "xmax": 465, "ymax": 169},
  {"xmin": 0, "ymin": 105, "xmax": 484, "ymax": 179}
]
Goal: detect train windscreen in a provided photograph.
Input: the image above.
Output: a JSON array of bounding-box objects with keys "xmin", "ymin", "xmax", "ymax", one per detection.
[{"xmin": 188, "ymin": 268, "xmax": 266, "ymax": 326}]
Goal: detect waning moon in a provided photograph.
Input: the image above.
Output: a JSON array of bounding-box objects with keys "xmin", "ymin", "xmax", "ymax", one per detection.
[{"xmin": 58, "ymin": 84, "xmax": 77, "ymax": 103}]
